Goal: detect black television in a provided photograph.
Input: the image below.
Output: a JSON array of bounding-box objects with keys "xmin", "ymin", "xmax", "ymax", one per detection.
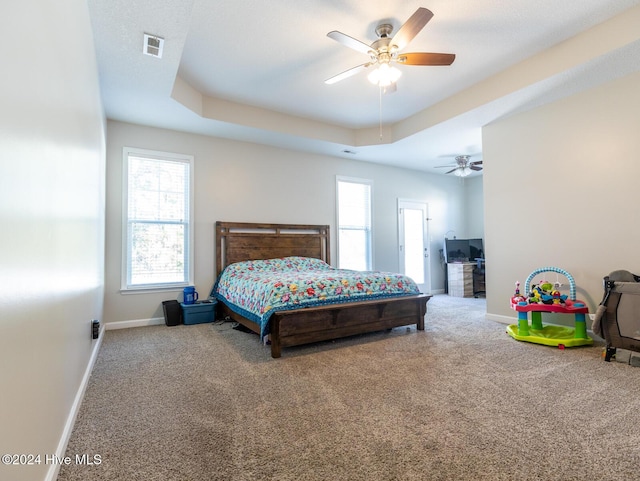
[{"xmin": 444, "ymin": 238, "xmax": 484, "ymax": 263}]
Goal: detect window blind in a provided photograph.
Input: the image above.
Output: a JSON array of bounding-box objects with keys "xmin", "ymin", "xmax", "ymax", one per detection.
[
  {"xmin": 124, "ymin": 150, "xmax": 193, "ymax": 289},
  {"xmin": 337, "ymin": 178, "xmax": 372, "ymax": 270}
]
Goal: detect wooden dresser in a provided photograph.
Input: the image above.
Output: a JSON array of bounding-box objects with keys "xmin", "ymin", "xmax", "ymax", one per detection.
[{"xmin": 447, "ymin": 262, "xmax": 476, "ymax": 297}]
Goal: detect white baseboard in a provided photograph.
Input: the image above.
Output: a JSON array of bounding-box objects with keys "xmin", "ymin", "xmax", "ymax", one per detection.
[
  {"xmin": 485, "ymin": 313, "xmax": 516, "ymax": 325},
  {"xmin": 46, "ymin": 317, "xmax": 166, "ymax": 480},
  {"xmin": 46, "ymin": 324, "xmax": 105, "ymax": 481},
  {"xmin": 105, "ymin": 317, "xmax": 164, "ymax": 330}
]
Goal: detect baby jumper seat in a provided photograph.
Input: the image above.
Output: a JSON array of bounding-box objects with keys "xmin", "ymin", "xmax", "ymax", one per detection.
[{"xmin": 507, "ymin": 267, "xmax": 593, "ymax": 348}]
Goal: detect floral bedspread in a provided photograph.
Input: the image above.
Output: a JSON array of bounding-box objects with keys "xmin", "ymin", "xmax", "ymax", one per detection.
[{"xmin": 213, "ymin": 256, "xmax": 421, "ymax": 337}]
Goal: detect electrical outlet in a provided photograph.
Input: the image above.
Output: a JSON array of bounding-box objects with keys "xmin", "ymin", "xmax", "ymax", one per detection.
[{"xmin": 92, "ymin": 319, "xmax": 100, "ymax": 340}]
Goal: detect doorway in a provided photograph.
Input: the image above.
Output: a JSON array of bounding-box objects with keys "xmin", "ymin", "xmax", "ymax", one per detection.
[{"xmin": 398, "ymin": 199, "xmax": 430, "ymax": 293}]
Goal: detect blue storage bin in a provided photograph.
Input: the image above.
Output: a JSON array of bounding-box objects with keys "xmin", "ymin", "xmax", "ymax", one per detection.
[{"xmin": 181, "ymin": 300, "xmax": 217, "ymax": 325}]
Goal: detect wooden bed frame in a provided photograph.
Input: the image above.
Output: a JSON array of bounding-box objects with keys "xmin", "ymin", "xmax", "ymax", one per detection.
[{"xmin": 215, "ymin": 221, "xmax": 431, "ymax": 358}]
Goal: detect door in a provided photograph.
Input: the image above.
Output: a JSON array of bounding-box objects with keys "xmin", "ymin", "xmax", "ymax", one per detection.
[{"xmin": 398, "ymin": 199, "xmax": 430, "ymax": 293}]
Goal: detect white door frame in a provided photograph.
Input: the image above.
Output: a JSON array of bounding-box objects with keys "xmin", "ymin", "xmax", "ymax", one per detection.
[{"xmin": 397, "ymin": 199, "xmax": 431, "ymax": 294}]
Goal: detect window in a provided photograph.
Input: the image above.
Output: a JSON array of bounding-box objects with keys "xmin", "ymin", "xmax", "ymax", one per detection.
[
  {"xmin": 122, "ymin": 148, "xmax": 194, "ymax": 291},
  {"xmin": 336, "ymin": 177, "xmax": 372, "ymax": 270}
]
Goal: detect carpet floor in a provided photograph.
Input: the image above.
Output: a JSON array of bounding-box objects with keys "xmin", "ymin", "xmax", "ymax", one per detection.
[{"xmin": 58, "ymin": 295, "xmax": 640, "ymax": 481}]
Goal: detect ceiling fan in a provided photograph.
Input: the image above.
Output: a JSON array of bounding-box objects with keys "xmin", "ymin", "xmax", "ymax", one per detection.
[
  {"xmin": 325, "ymin": 7, "xmax": 455, "ymax": 88},
  {"xmin": 435, "ymin": 155, "xmax": 483, "ymax": 177}
]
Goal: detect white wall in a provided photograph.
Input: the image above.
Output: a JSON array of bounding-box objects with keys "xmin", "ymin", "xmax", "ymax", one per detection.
[
  {"xmin": 104, "ymin": 120, "xmax": 471, "ymax": 324},
  {"xmin": 464, "ymin": 176, "xmax": 484, "ymax": 240},
  {"xmin": 0, "ymin": 2, "xmax": 105, "ymax": 481},
  {"xmin": 483, "ymin": 71, "xmax": 640, "ymax": 325}
]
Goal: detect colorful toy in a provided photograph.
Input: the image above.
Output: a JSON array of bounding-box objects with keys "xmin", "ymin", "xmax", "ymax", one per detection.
[{"xmin": 507, "ymin": 267, "xmax": 593, "ymax": 348}]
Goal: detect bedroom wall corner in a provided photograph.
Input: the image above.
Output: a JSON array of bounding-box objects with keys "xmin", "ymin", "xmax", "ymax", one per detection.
[{"xmin": 483, "ymin": 71, "xmax": 640, "ymax": 323}]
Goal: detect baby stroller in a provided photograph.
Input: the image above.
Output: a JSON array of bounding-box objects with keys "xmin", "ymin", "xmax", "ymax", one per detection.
[{"xmin": 592, "ymin": 270, "xmax": 640, "ymax": 361}]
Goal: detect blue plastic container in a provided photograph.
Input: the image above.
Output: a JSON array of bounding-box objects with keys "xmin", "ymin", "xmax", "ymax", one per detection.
[{"xmin": 181, "ymin": 300, "xmax": 217, "ymax": 325}]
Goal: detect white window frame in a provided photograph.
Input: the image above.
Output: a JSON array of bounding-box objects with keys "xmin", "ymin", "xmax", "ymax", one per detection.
[
  {"xmin": 121, "ymin": 147, "xmax": 195, "ymax": 292},
  {"xmin": 336, "ymin": 176, "xmax": 373, "ymax": 270}
]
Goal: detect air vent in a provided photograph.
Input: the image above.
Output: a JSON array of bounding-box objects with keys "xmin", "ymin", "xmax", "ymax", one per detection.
[
  {"xmin": 342, "ymin": 149, "xmax": 357, "ymax": 155},
  {"xmin": 143, "ymin": 33, "xmax": 164, "ymax": 58}
]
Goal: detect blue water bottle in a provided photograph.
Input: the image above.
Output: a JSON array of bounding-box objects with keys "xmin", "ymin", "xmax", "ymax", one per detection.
[{"xmin": 183, "ymin": 286, "xmax": 199, "ymax": 305}]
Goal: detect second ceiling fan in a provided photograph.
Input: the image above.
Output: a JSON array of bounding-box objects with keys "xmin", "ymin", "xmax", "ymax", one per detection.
[
  {"xmin": 325, "ymin": 7, "xmax": 455, "ymax": 88},
  {"xmin": 435, "ymin": 155, "xmax": 483, "ymax": 176}
]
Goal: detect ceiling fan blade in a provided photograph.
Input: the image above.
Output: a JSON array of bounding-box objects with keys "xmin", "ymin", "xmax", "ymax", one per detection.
[
  {"xmin": 434, "ymin": 164, "xmax": 455, "ymax": 168},
  {"xmin": 397, "ymin": 52, "xmax": 456, "ymax": 66},
  {"xmin": 391, "ymin": 7, "xmax": 434, "ymax": 51},
  {"xmin": 325, "ymin": 62, "xmax": 371, "ymax": 85},
  {"xmin": 470, "ymin": 160, "xmax": 483, "ymax": 166},
  {"xmin": 445, "ymin": 168, "xmax": 457, "ymax": 174},
  {"xmin": 470, "ymin": 165, "xmax": 483, "ymax": 171},
  {"xmin": 327, "ymin": 31, "xmax": 373, "ymax": 55}
]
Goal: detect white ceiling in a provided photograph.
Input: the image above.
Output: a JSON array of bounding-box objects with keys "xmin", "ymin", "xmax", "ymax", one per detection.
[{"xmin": 87, "ymin": 0, "xmax": 640, "ymax": 176}]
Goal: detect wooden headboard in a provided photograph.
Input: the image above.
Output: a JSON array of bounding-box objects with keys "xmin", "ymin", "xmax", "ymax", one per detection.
[{"xmin": 215, "ymin": 222, "xmax": 331, "ymax": 276}]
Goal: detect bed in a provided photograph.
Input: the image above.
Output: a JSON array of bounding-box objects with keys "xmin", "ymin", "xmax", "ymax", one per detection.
[{"xmin": 214, "ymin": 221, "xmax": 431, "ymax": 358}]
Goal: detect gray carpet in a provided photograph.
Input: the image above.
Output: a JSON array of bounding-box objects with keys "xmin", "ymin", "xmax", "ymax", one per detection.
[{"xmin": 59, "ymin": 295, "xmax": 640, "ymax": 481}]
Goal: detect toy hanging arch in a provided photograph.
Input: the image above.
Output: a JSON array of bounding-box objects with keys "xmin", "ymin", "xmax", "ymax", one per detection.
[
  {"xmin": 508, "ymin": 267, "xmax": 593, "ymax": 348},
  {"xmin": 524, "ymin": 267, "xmax": 577, "ymax": 302}
]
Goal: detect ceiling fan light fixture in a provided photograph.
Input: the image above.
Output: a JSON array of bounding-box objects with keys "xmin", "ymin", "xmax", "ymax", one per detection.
[
  {"xmin": 367, "ymin": 63, "xmax": 401, "ymax": 87},
  {"xmin": 325, "ymin": 8, "xmax": 455, "ymax": 88},
  {"xmin": 453, "ymin": 166, "xmax": 473, "ymax": 177}
]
